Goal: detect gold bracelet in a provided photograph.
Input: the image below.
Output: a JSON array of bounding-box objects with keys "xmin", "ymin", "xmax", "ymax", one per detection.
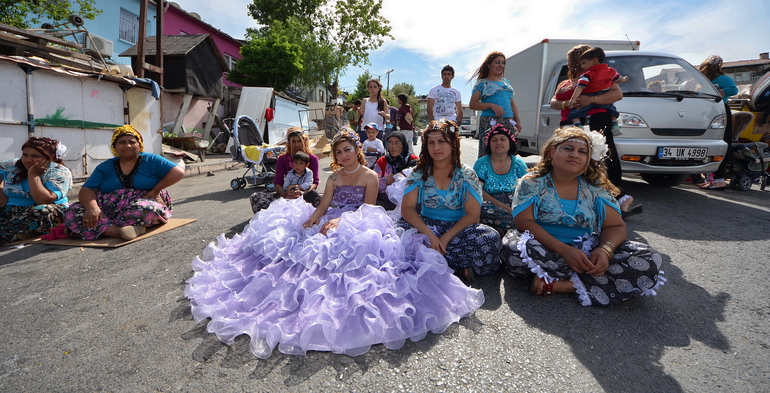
[
  {"xmin": 561, "ymin": 101, "xmax": 567, "ymax": 110},
  {"xmin": 596, "ymin": 246, "xmax": 613, "ymax": 260},
  {"xmin": 601, "ymin": 241, "xmax": 616, "ymax": 250},
  {"xmin": 599, "ymin": 244, "xmax": 615, "ymax": 258}
]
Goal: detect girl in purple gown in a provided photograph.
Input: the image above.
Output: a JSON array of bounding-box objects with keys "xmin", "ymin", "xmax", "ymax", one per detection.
[{"xmin": 186, "ymin": 128, "xmax": 484, "ymax": 359}]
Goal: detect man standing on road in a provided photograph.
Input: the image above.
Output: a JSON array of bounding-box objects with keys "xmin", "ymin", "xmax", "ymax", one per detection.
[
  {"xmin": 347, "ymin": 100, "xmax": 361, "ymax": 131},
  {"xmin": 427, "ymin": 65, "xmax": 464, "ymax": 125}
]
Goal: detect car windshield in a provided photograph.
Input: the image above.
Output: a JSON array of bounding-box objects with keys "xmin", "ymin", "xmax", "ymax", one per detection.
[
  {"xmin": 462, "ymin": 119, "xmax": 470, "ymax": 125},
  {"xmin": 606, "ymin": 55, "xmax": 714, "ymax": 94}
]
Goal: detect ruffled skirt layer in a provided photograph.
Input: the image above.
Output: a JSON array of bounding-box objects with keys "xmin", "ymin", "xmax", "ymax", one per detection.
[{"xmin": 185, "ymin": 198, "xmax": 484, "ymax": 359}]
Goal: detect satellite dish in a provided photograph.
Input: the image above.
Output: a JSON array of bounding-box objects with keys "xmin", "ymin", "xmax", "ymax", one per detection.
[{"xmin": 68, "ymin": 14, "xmax": 84, "ymax": 27}]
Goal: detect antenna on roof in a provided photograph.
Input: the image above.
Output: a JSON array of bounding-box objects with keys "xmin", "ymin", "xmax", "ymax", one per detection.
[{"xmin": 625, "ymin": 34, "xmax": 638, "ymax": 51}]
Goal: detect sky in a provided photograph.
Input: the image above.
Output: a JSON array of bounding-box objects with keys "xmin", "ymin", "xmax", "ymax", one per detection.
[{"xmin": 169, "ymin": 0, "xmax": 769, "ymax": 103}]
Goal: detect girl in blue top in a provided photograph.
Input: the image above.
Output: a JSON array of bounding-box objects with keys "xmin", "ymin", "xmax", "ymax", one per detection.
[
  {"xmin": 473, "ymin": 123, "xmax": 528, "ymax": 230},
  {"xmin": 0, "ymin": 137, "xmax": 72, "ymax": 244},
  {"xmin": 469, "ymin": 51, "xmax": 523, "ymax": 157},
  {"xmin": 398, "ymin": 119, "xmax": 501, "ymax": 284},
  {"xmin": 64, "ymin": 125, "xmax": 184, "ymax": 240},
  {"xmin": 501, "ymin": 127, "xmax": 664, "ymax": 306}
]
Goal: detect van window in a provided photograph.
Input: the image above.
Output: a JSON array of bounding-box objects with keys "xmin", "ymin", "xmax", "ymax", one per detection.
[{"xmin": 462, "ymin": 118, "xmax": 470, "ymax": 125}]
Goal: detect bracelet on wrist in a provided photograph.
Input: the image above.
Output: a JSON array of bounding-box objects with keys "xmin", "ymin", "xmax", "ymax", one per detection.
[
  {"xmin": 596, "ymin": 246, "xmax": 613, "ymax": 260},
  {"xmin": 598, "ymin": 244, "xmax": 614, "ymax": 259},
  {"xmin": 601, "ymin": 241, "xmax": 616, "ymax": 250}
]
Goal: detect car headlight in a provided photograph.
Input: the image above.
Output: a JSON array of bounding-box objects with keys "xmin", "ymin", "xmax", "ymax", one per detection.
[
  {"xmin": 618, "ymin": 113, "xmax": 647, "ymax": 128},
  {"xmin": 709, "ymin": 114, "xmax": 726, "ymax": 129}
]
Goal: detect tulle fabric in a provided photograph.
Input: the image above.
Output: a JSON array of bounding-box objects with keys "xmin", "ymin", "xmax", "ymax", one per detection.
[{"xmin": 185, "ymin": 195, "xmax": 484, "ymax": 359}]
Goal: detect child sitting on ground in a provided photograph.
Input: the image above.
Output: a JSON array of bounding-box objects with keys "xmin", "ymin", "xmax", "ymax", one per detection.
[
  {"xmin": 566, "ymin": 47, "xmax": 629, "ymax": 135},
  {"xmin": 283, "ymin": 151, "xmax": 314, "ymax": 196},
  {"xmin": 362, "ymin": 123, "xmax": 386, "ymax": 168}
]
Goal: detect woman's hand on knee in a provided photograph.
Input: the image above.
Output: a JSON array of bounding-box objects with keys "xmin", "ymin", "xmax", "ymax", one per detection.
[
  {"xmin": 428, "ymin": 234, "xmax": 446, "ymax": 255},
  {"xmin": 83, "ymin": 208, "xmax": 103, "ymax": 229}
]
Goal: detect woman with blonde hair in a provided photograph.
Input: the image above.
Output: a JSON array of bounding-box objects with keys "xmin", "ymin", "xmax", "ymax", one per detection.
[
  {"xmin": 501, "ymin": 126, "xmax": 664, "ymax": 306},
  {"xmin": 250, "ymin": 127, "xmax": 320, "ymax": 212}
]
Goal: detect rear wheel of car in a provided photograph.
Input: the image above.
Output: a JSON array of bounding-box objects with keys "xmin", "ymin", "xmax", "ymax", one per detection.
[{"xmin": 640, "ymin": 173, "xmax": 688, "ymax": 187}]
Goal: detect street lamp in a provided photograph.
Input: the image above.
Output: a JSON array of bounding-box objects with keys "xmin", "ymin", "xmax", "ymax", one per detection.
[{"xmin": 384, "ymin": 69, "xmax": 394, "ymax": 93}]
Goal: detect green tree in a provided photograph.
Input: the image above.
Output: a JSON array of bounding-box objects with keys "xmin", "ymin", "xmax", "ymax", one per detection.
[
  {"xmin": 0, "ymin": 0, "xmax": 101, "ymax": 29},
  {"xmin": 248, "ymin": 0, "xmax": 393, "ymax": 99},
  {"xmin": 227, "ymin": 31, "xmax": 303, "ymax": 91},
  {"xmin": 348, "ymin": 71, "xmax": 373, "ymax": 103}
]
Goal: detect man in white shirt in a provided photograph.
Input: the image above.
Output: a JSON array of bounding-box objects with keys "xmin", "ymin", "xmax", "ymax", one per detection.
[{"xmin": 427, "ymin": 65, "xmax": 463, "ymax": 124}]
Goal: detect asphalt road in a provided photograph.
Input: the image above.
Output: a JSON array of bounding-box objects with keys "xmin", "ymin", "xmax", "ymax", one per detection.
[{"xmin": 1, "ymin": 137, "xmax": 769, "ymax": 392}]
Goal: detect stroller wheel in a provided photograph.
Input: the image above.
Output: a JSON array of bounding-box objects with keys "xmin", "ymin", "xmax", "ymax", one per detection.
[
  {"xmin": 238, "ymin": 178, "xmax": 248, "ymax": 189},
  {"xmin": 230, "ymin": 178, "xmax": 241, "ymax": 190},
  {"xmin": 760, "ymin": 176, "xmax": 767, "ymax": 190},
  {"xmin": 737, "ymin": 175, "xmax": 753, "ymax": 191},
  {"xmin": 265, "ymin": 183, "xmax": 275, "ymax": 192}
]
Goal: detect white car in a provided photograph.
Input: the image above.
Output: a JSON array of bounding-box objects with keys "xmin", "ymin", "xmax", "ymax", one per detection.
[{"xmin": 459, "ymin": 118, "xmax": 475, "ymax": 138}]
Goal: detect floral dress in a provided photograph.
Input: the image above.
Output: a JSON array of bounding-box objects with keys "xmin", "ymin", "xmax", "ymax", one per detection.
[
  {"xmin": 0, "ymin": 159, "xmax": 72, "ymax": 244},
  {"xmin": 501, "ymin": 174, "xmax": 665, "ymax": 306},
  {"xmin": 473, "ymin": 78, "xmax": 517, "ymax": 157},
  {"xmin": 396, "ymin": 164, "xmax": 502, "ymax": 276}
]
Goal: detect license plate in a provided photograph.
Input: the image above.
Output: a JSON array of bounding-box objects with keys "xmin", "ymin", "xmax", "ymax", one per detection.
[{"xmin": 657, "ymin": 147, "xmax": 708, "ymax": 159}]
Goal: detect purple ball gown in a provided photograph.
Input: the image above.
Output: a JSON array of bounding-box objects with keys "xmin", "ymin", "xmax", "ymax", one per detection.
[{"xmin": 185, "ymin": 185, "xmax": 484, "ymax": 359}]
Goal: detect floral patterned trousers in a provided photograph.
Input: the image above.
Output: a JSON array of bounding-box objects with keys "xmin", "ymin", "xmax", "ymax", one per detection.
[
  {"xmin": 0, "ymin": 204, "xmax": 65, "ymax": 245},
  {"xmin": 64, "ymin": 189, "xmax": 172, "ymax": 240}
]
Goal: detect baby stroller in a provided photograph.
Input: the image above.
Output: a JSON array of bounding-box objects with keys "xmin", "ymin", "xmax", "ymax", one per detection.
[
  {"xmin": 729, "ymin": 141, "xmax": 769, "ymax": 191},
  {"xmin": 228, "ymin": 115, "xmax": 284, "ymax": 191}
]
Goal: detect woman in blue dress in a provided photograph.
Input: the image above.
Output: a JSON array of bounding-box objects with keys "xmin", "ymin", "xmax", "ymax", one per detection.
[
  {"xmin": 469, "ymin": 51, "xmax": 523, "ymax": 157},
  {"xmin": 397, "ymin": 120, "xmax": 502, "ymax": 284},
  {"xmin": 473, "ymin": 123, "xmax": 528, "ymax": 230},
  {"xmin": 501, "ymin": 126, "xmax": 664, "ymax": 306},
  {"xmin": 186, "ymin": 128, "xmax": 484, "ymax": 359}
]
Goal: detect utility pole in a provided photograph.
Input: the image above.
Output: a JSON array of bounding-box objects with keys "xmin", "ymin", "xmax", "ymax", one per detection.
[{"xmin": 385, "ymin": 69, "xmax": 394, "ymax": 93}]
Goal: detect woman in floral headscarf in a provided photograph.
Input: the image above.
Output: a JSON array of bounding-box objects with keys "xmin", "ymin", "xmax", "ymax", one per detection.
[
  {"xmin": 0, "ymin": 137, "xmax": 72, "ymax": 244},
  {"xmin": 500, "ymin": 126, "xmax": 664, "ymax": 306},
  {"xmin": 64, "ymin": 125, "xmax": 184, "ymax": 240}
]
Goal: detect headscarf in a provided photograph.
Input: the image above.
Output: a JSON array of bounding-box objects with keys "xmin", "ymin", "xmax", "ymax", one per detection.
[
  {"xmin": 110, "ymin": 125, "xmax": 144, "ymax": 157},
  {"xmin": 385, "ymin": 131, "xmax": 416, "ymax": 173},
  {"xmin": 483, "ymin": 123, "xmax": 518, "ymax": 156}
]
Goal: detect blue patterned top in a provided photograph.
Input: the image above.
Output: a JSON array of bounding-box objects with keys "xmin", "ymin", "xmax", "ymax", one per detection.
[
  {"xmin": 0, "ymin": 159, "xmax": 72, "ymax": 207},
  {"xmin": 473, "ymin": 155, "xmax": 529, "ymax": 195},
  {"xmin": 404, "ymin": 164, "xmax": 483, "ymax": 222},
  {"xmin": 472, "ymin": 78, "xmax": 515, "ymax": 117},
  {"xmin": 83, "ymin": 152, "xmax": 178, "ymax": 193},
  {"xmin": 511, "ymin": 173, "xmax": 620, "ymax": 243}
]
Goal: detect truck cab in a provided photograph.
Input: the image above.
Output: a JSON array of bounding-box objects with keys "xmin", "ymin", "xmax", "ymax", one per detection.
[{"xmin": 509, "ymin": 40, "xmax": 728, "ymax": 186}]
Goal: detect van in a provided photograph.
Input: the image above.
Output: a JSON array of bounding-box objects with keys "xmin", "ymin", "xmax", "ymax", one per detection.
[
  {"xmin": 507, "ymin": 39, "xmax": 729, "ymax": 186},
  {"xmin": 459, "ymin": 106, "xmax": 480, "ymax": 137}
]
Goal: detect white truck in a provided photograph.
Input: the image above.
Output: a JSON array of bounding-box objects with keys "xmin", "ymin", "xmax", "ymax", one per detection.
[
  {"xmin": 459, "ymin": 106, "xmax": 480, "ymax": 138},
  {"xmin": 507, "ymin": 39, "xmax": 729, "ymax": 186}
]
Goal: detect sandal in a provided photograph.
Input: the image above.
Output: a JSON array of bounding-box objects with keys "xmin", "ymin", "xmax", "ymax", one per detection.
[
  {"xmin": 457, "ymin": 267, "xmax": 476, "ymax": 285},
  {"xmin": 699, "ymin": 182, "xmax": 726, "ymax": 191},
  {"xmin": 621, "ymin": 204, "xmax": 644, "ymax": 218},
  {"xmin": 531, "ymin": 276, "xmax": 555, "ymax": 296}
]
